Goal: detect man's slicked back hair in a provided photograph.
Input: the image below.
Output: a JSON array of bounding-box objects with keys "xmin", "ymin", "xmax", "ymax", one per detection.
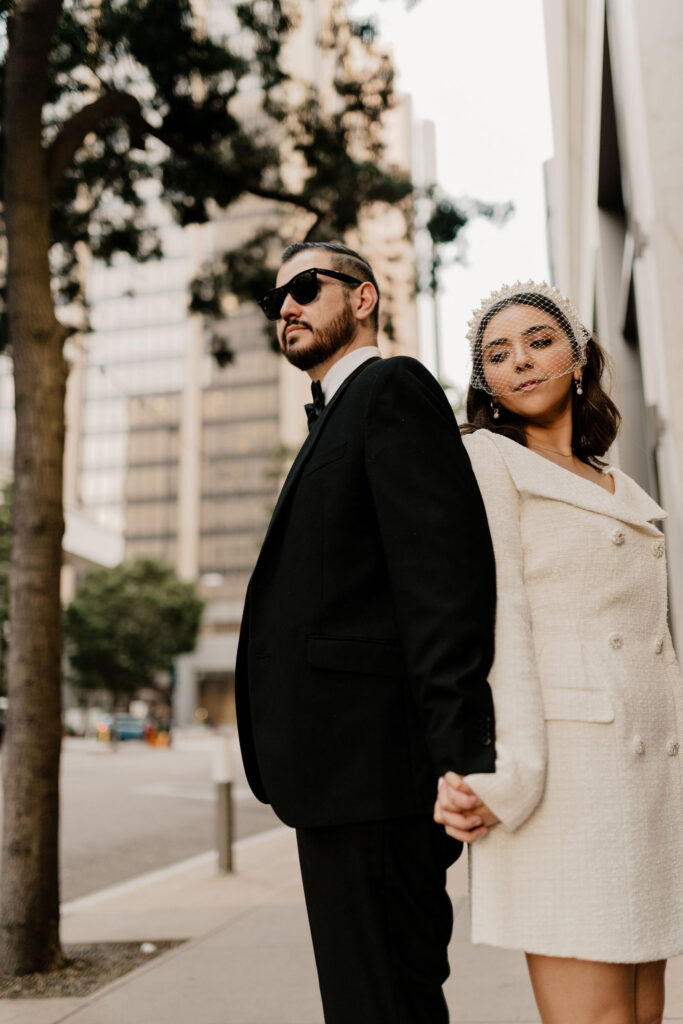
[{"xmin": 280, "ymin": 241, "xmax": 380, "ymax": 331}]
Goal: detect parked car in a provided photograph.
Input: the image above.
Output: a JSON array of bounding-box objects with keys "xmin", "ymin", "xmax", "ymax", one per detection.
[{"xmin": 96, "ymin": 713, "xmax": 150, "ymax": 742}]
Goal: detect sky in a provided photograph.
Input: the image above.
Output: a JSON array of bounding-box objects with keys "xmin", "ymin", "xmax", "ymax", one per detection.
[{"xmin": 352, "ymin": 0, "xmax": 554, "ymax": 390}]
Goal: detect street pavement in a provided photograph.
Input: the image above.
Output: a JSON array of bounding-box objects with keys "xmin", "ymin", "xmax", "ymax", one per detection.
[
  {"xmin": 0, "ymin": 730, "xmax": 279, "ymax": 901},
  {"xmin": 3, "ymin": 825, "xmax": 683, "ymax": 1024}
]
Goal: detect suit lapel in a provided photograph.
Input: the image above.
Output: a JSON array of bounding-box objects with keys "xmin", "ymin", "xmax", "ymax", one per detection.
[
  {"xmin": 261, "ymin": 356, "xmax": 381, "ymax": 548},
  {"xmin": 486, "ymin": 430, "xmax": 666, "ymax": 531}
]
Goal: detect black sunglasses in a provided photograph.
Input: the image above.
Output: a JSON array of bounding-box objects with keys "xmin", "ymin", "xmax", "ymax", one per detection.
[{"xmin": 258, "ymin": 267, "xmax": 364, "ymax": 321}]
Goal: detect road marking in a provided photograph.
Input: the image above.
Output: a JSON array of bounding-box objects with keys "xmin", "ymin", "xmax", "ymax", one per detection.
[
  {"xmin": 134, "ymin": 782, "xmax": 214, "ymax": 801},
  {"xmin": 61, "ymin": 825, "xmax": 290, "ymax": 914},
  {"xmin": 133, "ymin": 782, "xmax": 253, "ymax": 802}
]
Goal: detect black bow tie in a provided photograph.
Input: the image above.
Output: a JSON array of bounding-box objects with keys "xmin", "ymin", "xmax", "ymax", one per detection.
[{"xmin": 305, "ymin": 379, "xmax": 326, "ymax": 430}]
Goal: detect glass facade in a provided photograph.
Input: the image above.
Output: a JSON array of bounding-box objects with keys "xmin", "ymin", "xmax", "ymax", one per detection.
[{"xmin": 75, "ymin": 195, "xmax": 283, "ymax": 603}]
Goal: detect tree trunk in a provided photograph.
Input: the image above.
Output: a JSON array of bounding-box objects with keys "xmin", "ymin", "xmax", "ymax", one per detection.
[{"xmin": 0, "ymin": 0, "xmax": 67, "ymax": 974}]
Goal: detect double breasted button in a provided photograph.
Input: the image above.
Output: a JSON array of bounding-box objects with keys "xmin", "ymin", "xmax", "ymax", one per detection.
[
  {"xmin": 632, "ymin": 735, "xmax": 646, "ymax": 756},
  {"xmin": 652, "ymin": 540, "xmax": 665, "ymax": 559},
  {"xmin": 611, "ymin": 528, "xmax": 625, "ymax": 546},
  {"xmin": 654, "ymin": 637, "xmax": 664, "ymax": 655},
  {"xmin": 666, "ymin": 739, "xmax": 680, "ymax": 757},
  {"xmin": 609, "ymin": 633, "xmax": 623, "ymax": 650}
]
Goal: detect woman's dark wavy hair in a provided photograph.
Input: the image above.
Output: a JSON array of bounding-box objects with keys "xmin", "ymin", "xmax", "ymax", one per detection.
[{"xmin": 463, "ymin": 294, "xmax": 621, "ymax": 468}]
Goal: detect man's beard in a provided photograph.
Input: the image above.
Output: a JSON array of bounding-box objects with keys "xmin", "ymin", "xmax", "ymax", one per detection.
[{"xmin": 279, "ymin": 299, "xmax": 356, "ymax": 371}]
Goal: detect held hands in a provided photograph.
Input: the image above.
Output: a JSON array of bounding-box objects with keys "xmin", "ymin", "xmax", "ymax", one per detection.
[{"xmin": 433, "ymin": 772, "xmax": 500, "ymax": 844}]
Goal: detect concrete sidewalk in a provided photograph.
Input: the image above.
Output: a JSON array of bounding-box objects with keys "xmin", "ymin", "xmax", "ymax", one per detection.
[{"xmin": 3, "ymin": 827, "xmax": 683, "ymax": 1024}]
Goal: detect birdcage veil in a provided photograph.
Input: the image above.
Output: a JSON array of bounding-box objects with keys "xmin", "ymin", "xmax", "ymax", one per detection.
[{"xmin": 467, "ymin": 280, "xmax": 590, "ymax": 398}]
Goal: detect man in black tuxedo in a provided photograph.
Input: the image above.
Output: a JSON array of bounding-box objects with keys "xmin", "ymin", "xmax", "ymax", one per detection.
[{"xmin": 236, "ymin": 242, "xmax": 496, "ymax": 1023}]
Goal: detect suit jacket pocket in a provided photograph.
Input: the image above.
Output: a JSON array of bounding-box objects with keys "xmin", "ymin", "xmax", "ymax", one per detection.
[
  {"xmin": 542, "ymin": 687, "xmax": 614, "ymax": 723},
  {"xmin": 302, "ymin": 443, "xmax": 347, "ymax": 477},
  {"xmin": 307, "ymin": 635, "xmax": 405, "ymax": 676}
]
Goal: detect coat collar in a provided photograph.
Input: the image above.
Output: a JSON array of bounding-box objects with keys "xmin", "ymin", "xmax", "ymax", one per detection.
[{"xmin": 481, "ymin": 430, "xmax": 667, "ymax": 531}]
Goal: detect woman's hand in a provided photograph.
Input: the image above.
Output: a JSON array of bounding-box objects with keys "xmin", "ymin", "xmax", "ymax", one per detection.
[{"xmin": 433, "ymin": 771, "xmax": 500, "ymax": 843}]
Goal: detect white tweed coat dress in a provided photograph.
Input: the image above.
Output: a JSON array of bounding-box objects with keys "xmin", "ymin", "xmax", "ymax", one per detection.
[{"xmin": 462, "ymin": 428, "xmax": 683, "ymax": 962}]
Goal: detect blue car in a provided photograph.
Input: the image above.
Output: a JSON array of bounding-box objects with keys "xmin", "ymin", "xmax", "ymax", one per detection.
[{"xmin": 96, "ymin": 713, "xmax": 149, "ymax": 742}]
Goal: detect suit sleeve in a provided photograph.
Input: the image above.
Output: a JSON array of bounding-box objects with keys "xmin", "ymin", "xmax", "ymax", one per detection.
[
  {"xmin": 462, "ymin": 431, "xmax": 547, "ymax": 831},
  {"xmin": 365, "ymin": 358, "xmax": 496, "ymax": 776}
]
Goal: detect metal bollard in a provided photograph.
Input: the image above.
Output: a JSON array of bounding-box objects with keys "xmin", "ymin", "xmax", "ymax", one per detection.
[{"xmin": 213, "ymin": 736, "xmax": 234, "ymax": 874}]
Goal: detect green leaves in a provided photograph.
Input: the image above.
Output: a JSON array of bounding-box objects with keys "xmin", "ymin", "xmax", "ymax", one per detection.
[
  {"xmin": 426, "ymin": 198, "xmax": 468, "ymax": 246},
  {"xmin": 63, "ymin": 558, "xmax": 204, "ymax": 699},
  {"xmin": 0, "ymin": 0, "xmax": 422, "ymax": 349},
  {"xmin": 5, "ymin": 0, "xmax": 293, "ymax": 320}
]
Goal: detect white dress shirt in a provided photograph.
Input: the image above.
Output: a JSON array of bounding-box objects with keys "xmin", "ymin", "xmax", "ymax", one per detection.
[{"xmin": 319, "ymin": 347, "xmax": 381, "ymax": 403}]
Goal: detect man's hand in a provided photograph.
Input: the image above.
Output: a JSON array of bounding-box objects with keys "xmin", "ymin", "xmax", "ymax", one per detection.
[{"xmin": 433, "ymin": 771, "xmax": 499, "ymax": 843}]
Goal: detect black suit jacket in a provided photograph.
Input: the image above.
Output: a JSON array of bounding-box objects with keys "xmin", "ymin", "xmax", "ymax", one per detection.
[{"xmin": 236, "ymin": 355, "xmax": 496, "ymax": 828}]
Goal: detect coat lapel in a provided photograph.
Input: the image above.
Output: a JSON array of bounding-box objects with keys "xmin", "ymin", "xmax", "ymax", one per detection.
[
  {"xmin": 485, "ymin": 430, "xmax": 666, "ymax": 531},
  {"xmin": 261, "ymin": 356, "xmax": 381, "ymax": 548}
]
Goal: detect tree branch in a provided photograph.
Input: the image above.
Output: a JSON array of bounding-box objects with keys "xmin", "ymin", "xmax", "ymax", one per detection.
[
  {"xmin": 241, "ymin": 182, "xmax": 321, "ymax": 217},
  {"xmin": 44, "ymin": 90, "xmax": 145, "ymax": 195},
  {"xmin": 303, "ymin": 211, "xmax": 325, "ymax": 240},
  {"xmin": 140, "ymin": 121, "xmax": 324, "ymax": 218},
  {"xmin": 46, "ymin": 90, "xmax": 323, "ymax": 220}
]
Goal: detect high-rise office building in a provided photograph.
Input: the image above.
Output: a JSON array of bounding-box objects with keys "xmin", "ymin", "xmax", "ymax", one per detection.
[{"xmin": 543, "ymin": 0, "xmax": 683, "ymax": 645}]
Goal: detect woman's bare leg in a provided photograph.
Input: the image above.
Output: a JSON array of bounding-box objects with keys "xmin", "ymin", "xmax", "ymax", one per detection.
[
  {"xmin": 525, "ymin": 953, "xmax": 636, "ymax": 1024},
  {"xmin": 634, "ymin": 960, "xmax": 666, "ymax": 1024}
]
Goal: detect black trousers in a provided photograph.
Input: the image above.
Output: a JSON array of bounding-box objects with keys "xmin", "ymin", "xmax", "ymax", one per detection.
[{"xmin": 296, "ymin": 816, "xmax": 460, "ymax": 1024}]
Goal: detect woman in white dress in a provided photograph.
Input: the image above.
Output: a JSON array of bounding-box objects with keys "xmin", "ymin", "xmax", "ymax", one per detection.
[{"xmin": 434, "ymin": 282, "xmax": 683, "ymax": 1024}]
